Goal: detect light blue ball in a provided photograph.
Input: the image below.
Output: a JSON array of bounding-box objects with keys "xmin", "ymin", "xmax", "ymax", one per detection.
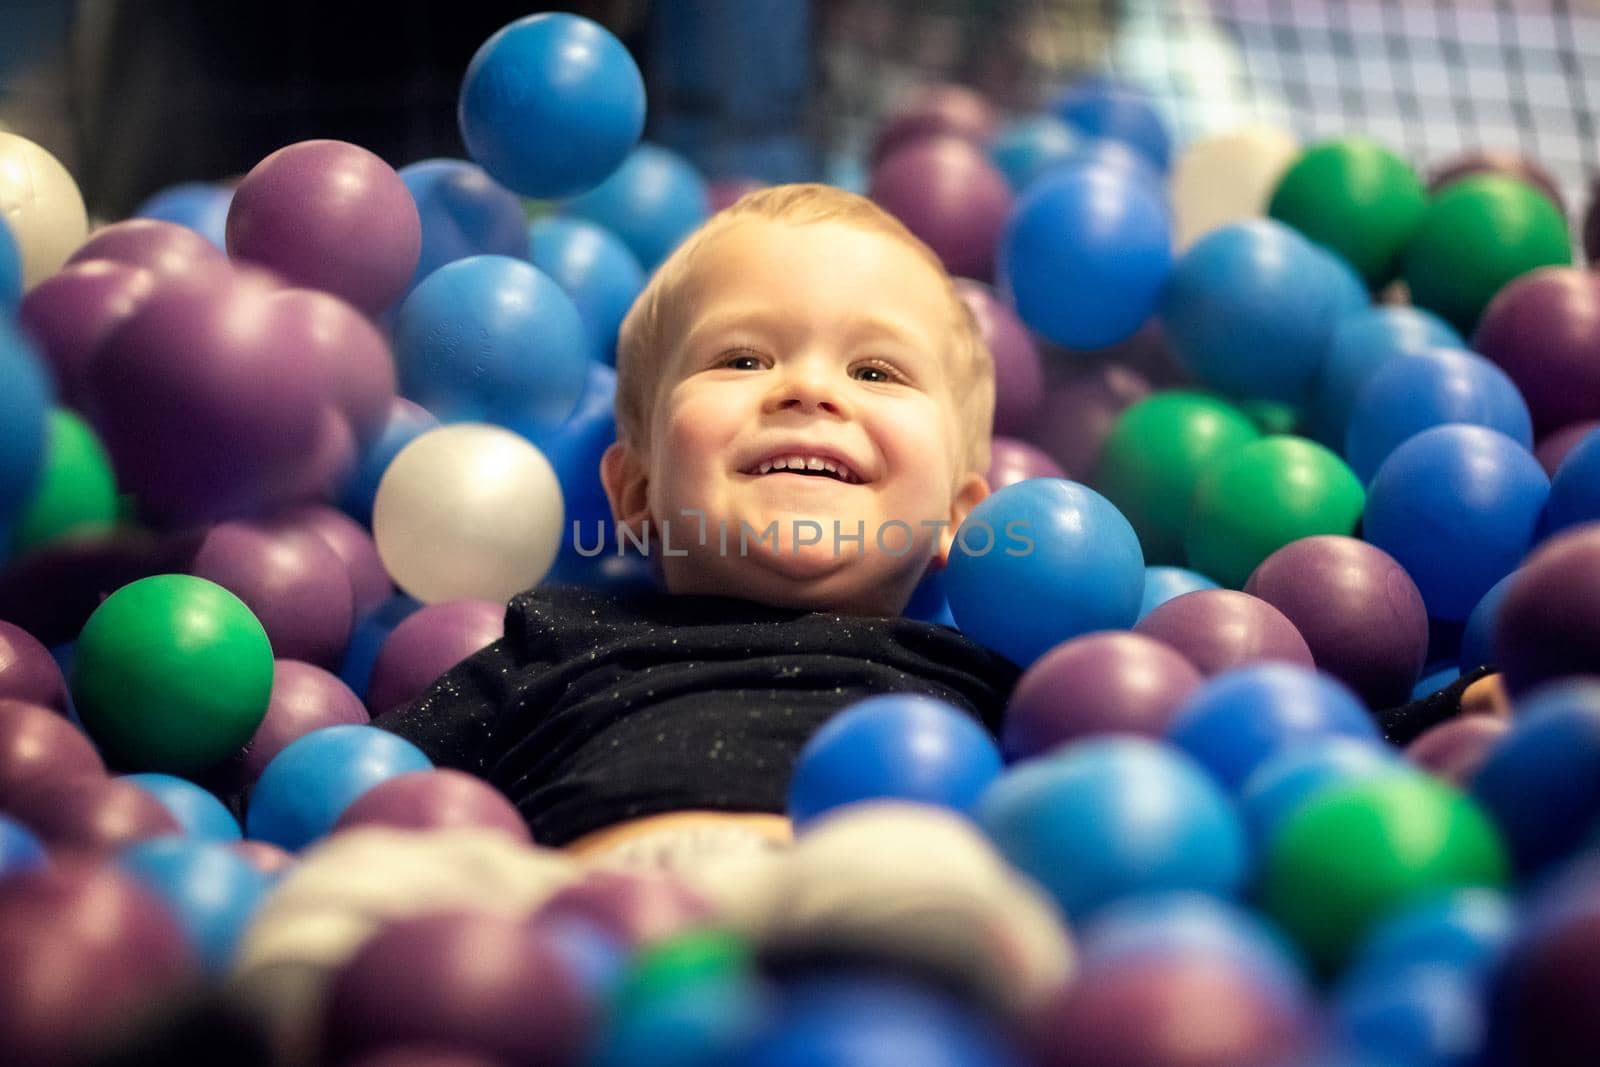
[
  {"xmin": 0, "ymin": 813, "xmax": 45, "ymax": 879},
  {"xmin": 1137, "ymin": 565, "xmax": 1219, "ymax": 621},
  {"xmin": 562, "ymin": 143, "xmax": 710, "ymax": 271},
  {"xmin": 1333, "ymin": 968, "xmax": 1487, "ymax": 1067},
  {"xmin": 1544, "ymin": 427, "xmax": 1600, "ymax": 538},
  {"xmin": 393, "ymin": 254, "xmax": 590, "ymax": 429},
  {"xmin": 119, "ymin": 837, "xmax": 275, "ymax": 971},
  {"xmin": 124, "ymin": 772, "xmax": 241, "ymax": 842},
  {"xmin": 458, "ymin": 13, "xmax": 645, "ymax": 199},
  {"xmin": 988, "ymin": 114, "xmax": 1077, "ymax": 192},
  {"xmin": 246, "ymin": 725, "xmax": 432, "ymax": 850},
  {"xmin": 400, "ymin": 158, "xmax": 529, "ymax": 295},
  {"xmin": 1239, "ymin": 737, "xmax": 1405, "ymax": 846},
  {"xmin": 1341, "ymin": 888, "xmax": 1518, "ymax": 990},
  {"xmin": 945, "ymin": 478, "xmax": 1144, "ymax": 668},
  {"xmin": 0, "ymin": 319, "xmax": 53, "ymax": 531},
  {"xmin": 134, "ymin": 181, "xmax": 233, "ymax": 249},
  {"xmin": 1309, "ymin": 306, "xmax": 1462, "ymax": 447},
  {"xmin": 1460, "ymin": 572, "xmax": 1515, "ymax": 673},
  {"xmin": 1050, "ymin": 76, "xmax": 1171, "ymax": 172},
  {"xmin": 977, "ymin": 736, "xmax": 1248, "ymax": 920},
  {"xmin": 0, "ymin": 216, "xmax": 22, "ymax": 314},
  {"xmin": 338, "ymin": 401, "xmax": 439, "ymax": 527},
  {"xmin": 528, "ymin": 216, "xmax": 645, "ymax": 366}
]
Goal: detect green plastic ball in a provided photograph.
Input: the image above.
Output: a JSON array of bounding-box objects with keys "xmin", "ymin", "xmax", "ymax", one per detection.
[
  {"xmin": 1402, "ymin": 174, "xmax": 1572, "ymax": 335},
  {"xmin": 1261, "ymin": 773, "xmax": 1508, "ymax": 972},
  {"xmin": 1185, "ymin": 435, "xmax": 1364, "ymax": 588},
  {"xmin": 70, "ymin": 574, "xmax": 274, "ymax": 773},
  {"xmin": 11, "ymin": 409, "xmax": 120, "ymax": 553},
  {"xmin": 1269, "ymin": 136, "xmax": 1428, "ymax": 290},
  {"xmin": 1239, "ymin": 398, "xmax": 1300, "ymax": 437},
  {"xmin": 1095, "ymin": 391, "xmax": 1262, "ymax": 564},
  {"xmin": 612, "ymin": 928, "xmax": 753, "ymax": 1015}
]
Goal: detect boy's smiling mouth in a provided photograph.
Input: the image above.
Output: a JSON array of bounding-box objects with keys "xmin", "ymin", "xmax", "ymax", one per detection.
[{"xmin": 739, "ymin": 448, "xmax": 868, "ymax": 484}]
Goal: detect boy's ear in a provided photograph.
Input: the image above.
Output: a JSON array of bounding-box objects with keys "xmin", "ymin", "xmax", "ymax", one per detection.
[
  {"xmin": 600, "ymin": 441, "xmax": 652, "ymax": 534},
  {"xmin": 930, "ymin": 472, "xmax": 991, "ymax": 571}
]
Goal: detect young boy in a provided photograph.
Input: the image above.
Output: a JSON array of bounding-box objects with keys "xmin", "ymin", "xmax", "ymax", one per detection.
[{"xmin": 373, "ymin": 184, "xmax": 1021, "ymax": 855}]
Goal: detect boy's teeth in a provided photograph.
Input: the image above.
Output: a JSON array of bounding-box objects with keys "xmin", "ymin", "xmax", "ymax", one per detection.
[{"xmin": 754, "ymin": 454, "xmax": 857, "ymax": 483}]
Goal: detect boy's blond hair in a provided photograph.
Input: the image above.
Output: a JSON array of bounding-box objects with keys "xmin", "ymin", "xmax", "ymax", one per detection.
[{"xmin": 613, "ymin": 183, "xmax": 996, "ymax": 480}]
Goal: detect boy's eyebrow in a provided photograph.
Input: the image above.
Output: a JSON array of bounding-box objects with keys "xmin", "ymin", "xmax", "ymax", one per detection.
[{"xmin": 681, "ymin": 308, "xmax": 935, "ymax": 352}]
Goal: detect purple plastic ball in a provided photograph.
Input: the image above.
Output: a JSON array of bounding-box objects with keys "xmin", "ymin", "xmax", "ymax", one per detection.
[
  {"xmin": 364, "ymin": 600, "xmax": 505, "ymax": 717},
  {"xmin": 333, "ymin": 768, "xmax": 530, "ymax": 843},
  {"xmin": 8, "ymin": 775, "xmax": 181, "ymax": 852},
  {"xmin": 235, "ymin": 660, "xmax": 369, "ymax": 786},
  {"xmin": 530, "ymin": 869, "xmax": 714, "ymax": 949},
  {"xmin": 266, "ymin": 288, "xmax": 397, "ymax": 445},
  {"xmin": 0, "ymin": 698, "xmax": 105, "ymax": 809},
  {"xmin": 1473, "ymin": 268, "xmax": 1600, "ymax": 436},
  {"xmin": 987, "ymin": 436, "xmax": 1066, "ymax": 491},
  {"xmin": 1496, "ymin": 522, "xmax": 1600, "ymax": 696},
  {"xmin": 189, "ymin": 517, "xmax": 355, "ymax": 668},
  {"xmin": 956, "ymin": 280, "xmax": 1044, "ymax": 436},
  {"xmin": 1538, "ymin": 420, "xmax": 1600, "ymax": 477},
  {"xmin": 1245, "ymin": 536, "xmax": 1430, "ymax": 707},
  {"xmin": 0, "ymin": 620, "xmax": 68, "ymax": 714},
  {"xmin": 323, "ymin": 911, "xmax": 587, "ymax": 1066},
  {"xmin": 227, "ymin": 140, "xmax": 422, "ymax": 317},
  {"xmin": 67, "ymin": 218, "xmax": 229, "ymax": 280},
  {"xmin": 1406, "ymin": 714, "xmax": 1511, "ymax": 787},
  {"xmin": 1430, "ymin": 150, "xmax": 1567, "ymax": 218},
  {"xmin": 871, "ymin": 83, "xmax": 999, "ymax": 167},
  {"xmin": 283, "ymin": 504, "xmax": 395, "ymax": 621},
  {"xmin": 870, "ymin": 136, "xmax": 1014, "ymax": 281},
  {"xmin": 1134, "ymin": 589, "xmax": 1315, "ymax": 677},
  {"xmin": 82, "ymin": 278, "xmax": 327, "ymax": 526},
  {"xmin": 1004, "ymin": 632, "xmax": 1203, "ymax": 758},
  {"xmin": 17, "ymin": 259, "xmax": 158, "ymax": 406},
  {"xmin": 345, "ymin": 1050, "xmax": 508, "ymax": 1067},
  {"xmin": 1026, "ymin": 361, "xmax": 1151, "ymax": 480}
]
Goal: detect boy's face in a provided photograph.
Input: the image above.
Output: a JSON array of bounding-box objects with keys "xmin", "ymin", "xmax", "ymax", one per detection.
[{"xmin": 602, "ymin": 218, "xmax": 989, "ymax": 616}]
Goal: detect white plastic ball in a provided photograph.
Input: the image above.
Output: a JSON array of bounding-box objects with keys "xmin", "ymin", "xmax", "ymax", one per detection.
[
  {"xmin": 1170, "ymin": 124, "xmax": 1300, "ymax": 252},
  {"xmin": 0, "ymin": 131, "xmax": 89, "ymax": 287},
  {"xmin": 372, "ymin": 422, "xmax": 564, "ymax": 604}
]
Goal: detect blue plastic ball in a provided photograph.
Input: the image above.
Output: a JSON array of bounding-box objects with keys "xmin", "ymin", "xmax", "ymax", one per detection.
[
  {"xmin": 393, "ymin": 254, "xmax": 590, "ymax": 428},
  {"xmin": 338, "ymin": 402, "xmax": 440, "ymax": 527},
  {"xmin": 562, "ymin": 143, "xmax": 710, "ymax": 271},
  {"xmin": 591, "ymin": 972, "xmax": 769, "ymax": 1067},
  {"xmin": 1239, "ymin": 738, "xmax": 1405, "ymax": 846},
  {"xmin": 1168, "ymin": 663, "xmax": 1379, "ymax": 794},
  {"xmin": 1470, "ymin": 679, "xmax": 1600, "ymax": 874},
  {"xmin": 988, "ymin": 114, "xmax": 1077, "ymax": 192},
  {"xmin": 0, "ymin": 319, "xmax": 52, "ymax": 531},
  {"xmin": 133, "ymin": 181, "xmax": 233, "ymax": 249},
  {"xmin": 245, "ymin": 724, "xmax": 432, "ymax": 850},
  {"xmin": 1051, "ymin": 77, "xmax": 1171, "ymax": 172},
  {"xmin": 1342, "ymin": 888, "xmax": 1518, "ymax": 990},
  {"xmin": 118, "ymin": 837, "xmax": 275, "ymax": 971},
  {"xmin": 1460, "ymin": 572, "xmax": 1515, "ymax": 673},
  {"xmin": 1412, "ymin": 663, "xmax": 1463, "ymax": 700},
  {"xmin": 1160, "ymin": 219, "xmax": 1370, "ymax": 405},
  {"xmin": 399, "ymin": 158, "xmax": 529, "ymax": 295},
  {"xmin": 337, "ymin": 595, "xmax": 423, "ymax": 700},
  {"xmin": 1544, "ymin": 427, "xmax": 1600, "ymax": 538},
  {"xmin": 124, "ymin": 772, "xmax": 241, "ymax": 842},
  {"xmin": 944, "ymin": 478, "xmax": 1145, "ymax": 668},
  {"xmin": 1363, "ymin": 425, "xmax": 1549, "ymax": 621},
  {"xmin": 458, "ymin": 12, "xmax": 645, "ymax": 199},
  {"xmin": 0, "ymin": 216, "xmax": 22, "ymax": 314},
  {"xmin": 976, "ymin": 736, "xmax": 1248, "ymax": 920},
  {"xmin": 528, "ymin": 216, "xmax": 645, "ymax": 365},
  {"xmin": 787, "ymin": 694, "xmax": 1003, "ymax": 828},
  {"xmin": 1333, "ymin": 968, "xmax": 1487, "ymax": 1067},
  {"xmin": 998, "ymin": 160, "xmax": 1171, "ymax": 351},
  {"xmin": 903, "ymin": 566, "xmax": 957, "ymax": 627},
  {"xmin": 1137, "ymin": 565, "xmax": 1220, "ymax": 620},
  {"xmin": 1309, "ymin": 306, "xmax": 1464, "ymax": 447},
  {"xmin": 1345, "ymin": 346, "xmax": 1534, "ymax": 483},
  {"xmin": 0, "ymin": 813, "xmax": 45, "ymax": 879}
]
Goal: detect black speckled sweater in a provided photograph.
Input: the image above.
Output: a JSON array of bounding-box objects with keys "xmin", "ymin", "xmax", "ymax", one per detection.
[{"xmin": 371, "ymin": 583, "xmax": 1024, "ymax": 846}]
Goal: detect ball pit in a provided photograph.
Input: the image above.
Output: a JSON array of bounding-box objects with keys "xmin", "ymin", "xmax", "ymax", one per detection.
[
  {"xmin": 870, "ymin": 135, "xmax": 1013, "ymax": 281},
  {"xmin": 1133, "ymin": 588, "xmax": 1314, "ymax": 677},
  {"xmin": 233, "ymin": 659, "xmax": 369, "ymax": 786},
  {"xmin": 17, "ymin": 258, "xmax": 158, "ymax": 406},
  {"xmin": 245, "ymin": 725, "xmax": 432, "ymax": 850},
  {"xmin": 528, "ymin": 215, "xmax": 646, "ymax": 367},
  {"xmin": 562, "ymin": 142, "xmax": 710, "ymax": 271}
]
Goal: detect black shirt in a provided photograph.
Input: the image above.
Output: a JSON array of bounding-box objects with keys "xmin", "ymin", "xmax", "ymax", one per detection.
[{"xmin": 372, "ymin": 583, "xmax": 1024, "ymax": 846}]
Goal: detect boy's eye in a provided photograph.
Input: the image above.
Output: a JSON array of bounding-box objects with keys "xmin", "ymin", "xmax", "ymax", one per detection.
[
  {"xmin": 853, "ymin": 359, "xmax": 904, "ymax": 384},
  {"xmin": 719, "ymin": 350, "xmax": 765, "ymax": 370}
]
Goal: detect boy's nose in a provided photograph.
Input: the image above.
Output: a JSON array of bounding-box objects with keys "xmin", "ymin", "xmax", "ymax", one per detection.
[{"xmin": 766, "ymin": 363, "xmax": 846, "ymax": 416}]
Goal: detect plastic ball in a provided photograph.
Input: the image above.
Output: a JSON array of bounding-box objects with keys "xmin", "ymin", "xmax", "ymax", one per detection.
[
  {"xmin": 1167, "ymin": 663, "xmax": 1378, "ymax": 793},
  {"xmin": 0, "ymin": 812, "xmax": 44, "ymax": 879},
  {"xmin": 1460, "ymin": 572, "xmax": 1514, "ymax": 673},
  {"xmin": 1430, "ymin": 149, "xmax": 1566, "ymax": 217},
  {"xmin": 1261, "ymin": 772, "xmax": 1508, "ymax": 971},
  {"xmin": 0, "ymin": 130, "xmax": 89, "ymax": 286},
  {"xmin": 999, "ymin": 160, "xmax": 1171, "ymax": 350},
  {"xmin": 1536, "ymin": 419, "xmax": 1600, "ymax": 476},
  {"xmin": 1026, "ymin": 360, "xmax": 1151, "ymax": 480},
  {"xmin": 333, "ymin": 768, "xmax": 529, "ymax": 843},
  {"xmin": 1333, "ymin": 967, "xmax": 1486, "ymax": 1067},
  {"xmin": 134, "ymin": 180, "xmax": 233, "ymax": 248},
  {"xmin": 188, "ymin": 516, "xmax": 355, "ymax": 668},
  {"xmin": 1402, "ymin": 174, "xmax": 1572, "ymax": 335},
  {"xmin": 870, "ymin": 136, "xmax": 1013, "ymax": 281},
  {"xmin": 0, "ymin": 618, "xmax": 68, "ymax": 713},
  {"xmin": 372, "ymin": 423, "xmax": 564, "ymax": 605},
  {"xmin": 337, "ymin": 594, "xmax": 422, "ymax": 701},
  {"xmin": 1169, "ymin": 123, "xmax": 1300, "ymax": 251},
  {"xmin": 393, "ymin": 254, "xmax": 589, "ymax": 428},
  {"xmin": 123, "ymin": 772, "xmax": 240, "ymax": 842},
  {"xmin": 0, "ymin": 320, "xmax": 51, "ymax": 531},
  {"xmin": 1185, "ymin": 436, "xmax": 1365, "ymax": 589},
  {"xmin": 227, "ymin": 139, "xmax": 421, "ymax": 316},
  {"xmin": 528, "ymin": 216, "xmax": 645, "ymax": 366},
  {"xmin": 0, "ymin": 698, "xmax": 104, "ymax": 808},
  {"xmin": 787, "ymin": 694, "xmax": 1002, "ymax": 827},
  {"xmin": 944, "ymin": 478, "xmax": 1145, "ymax": 668},
  {"xmin": 17, "ymin": 260, "xmax": 149, "ymax": 407},
  {"xmin": 1050, "ymin": 77, "xmax": 1171, "ymax": 172},
  {"xmin": 955, "ymin": 280, "xmax": 1044, "ymax": 438},
  {"xmin": 532, "ymin": 869, "xmax": 712, "ymax": 952},
  {"xmin": 1545, "ymin": 427, "xmax": 1600, "ymax": 537},
  {"xmin": 984, "ymin": 437, "xmax": 1064, "ymax": 491},
  {"xmin": 232, "ymin": 658, "xmax": 369, "ymax": 787},
  {"xmin": 1268, "ymin": 136, "xmax": 1428, "ymax": 290},
  {"xmin": 1345, "ymin": 345, "xmax": 1533, "ymax": 483},
  {"xmin": 562, "ymin": 142, "xmax": 709, "ymax": 271},
  {"xmin": 1137, "ymin": 565, "xmax": 1219, "ymax": 620},
  {"xmin": 8, "ymin": 409, "xmax": 119, "ymax": 554},
  {"xmin": 458, "ymin": 12, "xmax": 644, "ymax": 199},
  {"xmin": 1160, "ymin": 219, "xmax": 1369, "ymax": 404},
  {"xmin": 283, "ymin": 504, "xmax": 395, "ymax": 621},
  {"xmin": 1134, "ymin": 589, "xmax": 1314, "ymax": 676},
  {"xmin": 872, "ymin": 83, "xmax": 999, "ymax": 167},
  {"xmin": 364, "ymin": 598, "xmax": 504, "ymax": 718},
  {"xmin": 70, "ymin": 574, "xmax": 273, "ymax": 773},
  {"xmin": 1406, "ymin": 715, "xmax": 1511, "ymax": 788},
  {"xmin": 1363, "ymin": 425, "xmax": 1549, "ymax": 621},
  {"xmin": 338, "ymin": 398, "xmax": 440, "ymax": 527},
  {"xmin": 399, "ymin": 157, "xmax": 528, "ymax": 294},
  {"xmin": 589, "ymin": 949, "xmax": 767, "ymax": 1067},
  {"xmin": 118, "ymin": 837, "xmax": 274, "ymax": 971},
  {"xmin": 0, "ymin": 216, "xmax": 20, "ymax": 312},
  {"xmin": 229, "ymin": 840, "xmax": 295, "ymax": 876},
  {"xmin": 8, "ymin": 774, "xmax": 181, "ymax": 852},
  {"xmin": 977, "ymin": 736, "xmax": 1247, "ymax": 920},
  {"xmin": 245, "ymin": 724, "xmax": 432, "ymax": 850},
  {"xmin": 988, "ymin": 113, "xmax": 1077, "ymax": 193},
  {"xmin": 1495, "ymin": 522, "xmax": 1600, "ymax": 695},
  {"xmin": 1239, "ymin": 737, "xmax": 1404, "ymax": 846},
  {"xmin": 1483, "ymin": 877, "xmax": 1600, "ymax": 1067},
  {"xmin": 1245, "ymin": 536, "xmax": 1430, "ymax": 707},
  {"xmin": 1308, "ymin": 305, "xmax": 1463, "ymax": 447},
  {"xmin": 1342, "ymin": 888, "xmax": 1517, "ymax": 989},
  {"xmin": 67, "ymin": 217, "xmax": 228, "ymax": 281},
  {"xmin": 266, "ymin": 287, "xmax": 397, "ymax": 447},
  {"xmin": 1094, "ymin": 390, "xmax": 1261, "ymax": 563},
  {"xmin": 1004, "ymin": 632, "xmax": 1203, "ymax": 758}
]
